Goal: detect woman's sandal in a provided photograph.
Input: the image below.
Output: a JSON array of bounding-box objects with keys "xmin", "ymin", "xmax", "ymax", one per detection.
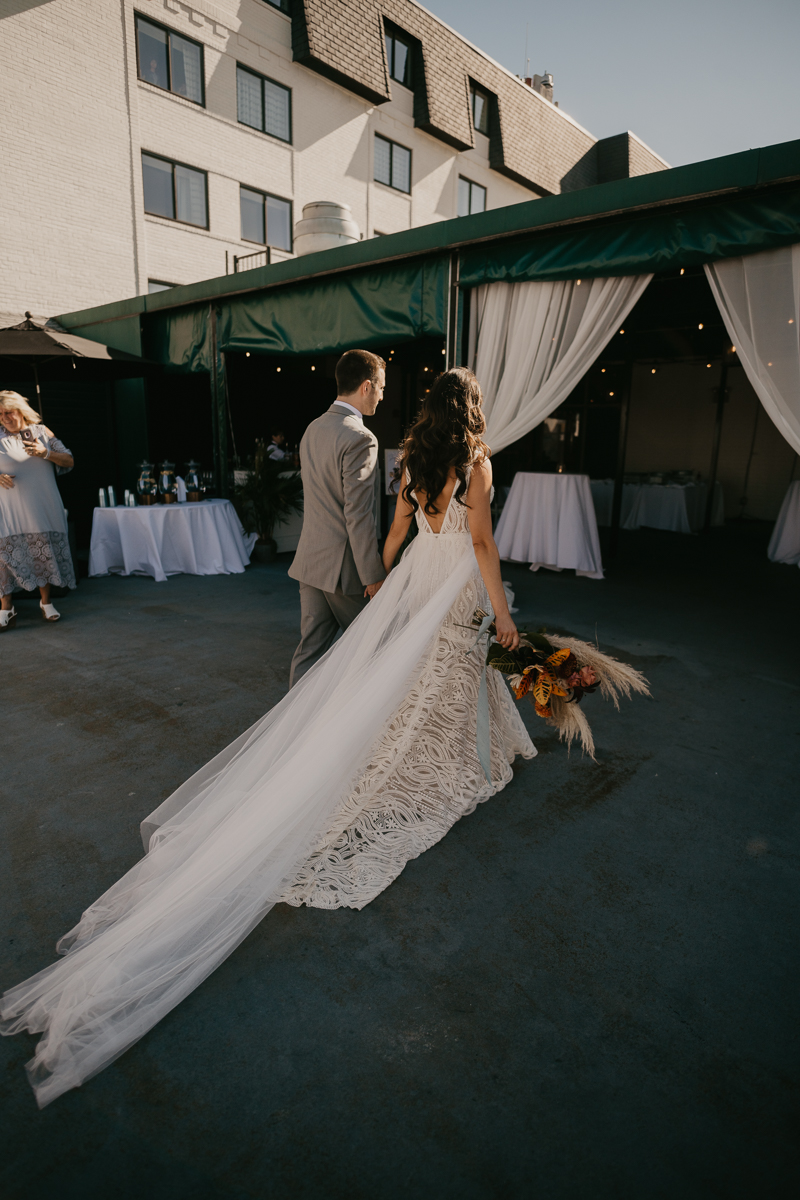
[
  {"xmin": 40, "ymin": 601, "xmax": 61, "ymax": 622},
  {"xmin": 0, "ymin": 607, "xmax": 17, "ymax": 631}
]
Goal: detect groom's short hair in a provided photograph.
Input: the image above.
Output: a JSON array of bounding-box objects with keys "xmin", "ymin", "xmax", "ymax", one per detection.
[{"xmin": 335, "ymin": 349, "xmax": 385, "ymax": 396}]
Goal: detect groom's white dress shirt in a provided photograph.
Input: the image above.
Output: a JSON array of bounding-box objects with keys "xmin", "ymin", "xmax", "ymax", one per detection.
[{"xmin": 332, "ymin": 400, "xmax": 363, "ymax": 421}]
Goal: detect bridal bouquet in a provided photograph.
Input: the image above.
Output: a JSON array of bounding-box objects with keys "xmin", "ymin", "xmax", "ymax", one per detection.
[{"xmin": 471, "ymin": 609, "xmax": 649, "ymax": 758}]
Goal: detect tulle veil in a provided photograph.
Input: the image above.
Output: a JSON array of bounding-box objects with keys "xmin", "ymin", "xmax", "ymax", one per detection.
[{"xmin": 1, "ymin": 527, "xmax": 481, "ymax": 1107}]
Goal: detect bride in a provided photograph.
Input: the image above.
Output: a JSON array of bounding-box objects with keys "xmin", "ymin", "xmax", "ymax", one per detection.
[{"xmin": 1, "ymin": 368, "xmax": 535, "ymax": 1107}]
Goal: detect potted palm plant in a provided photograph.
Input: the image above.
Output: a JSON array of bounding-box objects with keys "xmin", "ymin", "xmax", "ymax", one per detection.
[{"xmin": 233, "ymin": 440, "xmax": 303, "ymax": 563}]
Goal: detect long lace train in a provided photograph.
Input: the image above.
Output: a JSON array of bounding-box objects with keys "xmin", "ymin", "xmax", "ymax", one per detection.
[{"xmin": 1, "ymin": 488, "xmax": 534, "ymax": 1106}]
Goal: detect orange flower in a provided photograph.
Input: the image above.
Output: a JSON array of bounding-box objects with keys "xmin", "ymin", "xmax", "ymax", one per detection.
[{"xmin": 534, "ymin": 700, "xmax": 552, "ymax": 718}]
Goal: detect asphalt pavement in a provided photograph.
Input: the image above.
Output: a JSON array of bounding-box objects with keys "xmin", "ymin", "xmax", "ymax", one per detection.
[{"xmin": 1, "ymin": 522, "xmax": 797, "ymax": 1199}]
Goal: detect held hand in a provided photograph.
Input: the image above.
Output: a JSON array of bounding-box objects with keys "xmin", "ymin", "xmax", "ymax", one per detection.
[
  {"xmin": 0, "ymin": 474, "xmax": 15, "ymax": 489},
  {"xmin": 364, "ymin": 581, "xmax": 383, "ymax": 599},
  {"xmin": 494, "ymin": 613, "xmax": 519, "ymax": 651},
  {"xmin": 24, "ymin": 441, "xmax": 47, "ymax": 457}
]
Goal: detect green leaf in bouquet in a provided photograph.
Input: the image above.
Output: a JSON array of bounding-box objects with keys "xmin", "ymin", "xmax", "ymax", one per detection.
[
  {"xmin": 486, "ymin": 642, "xmax": 540, "ymax": 675},
  {"xmin": 518, "ymin": 630, "xmax": 554, "ymax": 654},
  {"xmin": 486, "ymin": 643, "xmax": 521, "ymax": 674}
]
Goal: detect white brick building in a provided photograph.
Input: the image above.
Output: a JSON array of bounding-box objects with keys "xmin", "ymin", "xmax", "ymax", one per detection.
[{"xmin": 0, "ymin": 0, "xmax": 667, "ymax": 316}]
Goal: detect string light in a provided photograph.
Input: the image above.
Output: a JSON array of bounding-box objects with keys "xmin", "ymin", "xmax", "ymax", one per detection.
[
  {"xmin": 651, "ymin": 368, "xmax": 656, "ymax": 374},
  {"xmin": 619, "ymin": 329, "xmax": 625, "ymax": 335},
  {"xmin": 698, "ymin": 323, "xmax": 703, "ymax": 330},
  {"xmin": 601, "ymin": 368, "xmax": 606, "ymax": 373},
  {"xmin": 706, "ymin": 363, "xmax": 711, "ymax": 368},
  {"xmin": 311, "ymin": 365, "xmax": 315, "ymax": 371},
  {"xmin": 790, "ymin": 319, "xmax": 795, "ymax": 325},
  {"xmin": 576, "ymin": 279, "xmax": 581, "ymax": 285},
  {"xmin": 680, "ymin": 268, "xmax": 685, "ymax": 275},
  {"xmin": 768, "ymin": 361, "xmax": 773, "ymax": 366},
  {"xmin": 441, "ymin": 348, "xmax": 445, "ymax": 354},
  {"xmin": 609, "ymin": 391, "xmax": 615, "ymax": 396},
  {"xmin": 277, "ymin": 367, "xmax": 281, "ymax": 372},
  {"xmin": 245, "ymin": 352, "xmax": 250, "ymax": 357}
]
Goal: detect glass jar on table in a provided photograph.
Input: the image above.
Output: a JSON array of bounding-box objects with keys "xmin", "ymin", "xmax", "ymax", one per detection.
[
  {"xmin": 158, "ymin": 461, "xmax": 178, "ymax": 504},
  {"xmin": 184, "ymin": 461, "xmax": 202, "ymax": 502},
  {"xmin": 136, "ymin": 461, "xmax": 157, "ymax": 505}
]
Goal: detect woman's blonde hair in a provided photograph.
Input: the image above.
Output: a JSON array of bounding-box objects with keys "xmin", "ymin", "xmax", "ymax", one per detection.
[{"xmin": 0, "ymin": 390, "xmax": 41, "ymax": 425}]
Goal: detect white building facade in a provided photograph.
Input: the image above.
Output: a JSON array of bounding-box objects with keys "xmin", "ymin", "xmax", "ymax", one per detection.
[{"xmin": 1, "ymin": 0, "xmax": 667, "ymax": 316}]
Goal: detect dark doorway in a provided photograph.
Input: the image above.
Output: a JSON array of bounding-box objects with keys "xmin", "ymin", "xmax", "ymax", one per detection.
[
  {"xmin": 144, "ymin": 371, "xmax": 214, "ymax": 481},
  {"xmin": 224, "ymin": 337, "xmax": 447, "ymax": 468}
]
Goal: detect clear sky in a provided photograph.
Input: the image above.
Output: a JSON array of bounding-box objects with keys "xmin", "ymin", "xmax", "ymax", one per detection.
[{"xmin": 421, "ymin": 0, "xmax": 800, "ymax": 167}]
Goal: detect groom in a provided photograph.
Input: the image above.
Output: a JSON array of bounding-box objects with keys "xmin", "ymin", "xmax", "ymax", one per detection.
[{"xmin": 288, "ymin": 349, "xmax": 386, "ymax": 686}]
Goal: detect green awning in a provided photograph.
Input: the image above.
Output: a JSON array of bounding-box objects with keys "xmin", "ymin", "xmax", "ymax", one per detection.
[
  {"xmin": 141, "ymin": 257, "xmax": 448, "ymax": 371},
  {"xmin": 144, "ymin": 306, "xmax": 212, "ymax": 372},
  {"xmin": 460, "ymin": 186, "xmax": 800, "ymax": 286},
  {"xmin": 218, "ymin": 257, "xmax": 447, "ymax": 356}
]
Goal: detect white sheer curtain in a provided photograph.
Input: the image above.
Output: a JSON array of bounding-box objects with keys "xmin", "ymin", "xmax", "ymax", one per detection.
[
  {"xmin": 705, "ymin": 245, "xmax": 800, "ymax": 455},
  {"xmin": 469, "ymin": 274, "xmax": 653, "ymax": 454}
]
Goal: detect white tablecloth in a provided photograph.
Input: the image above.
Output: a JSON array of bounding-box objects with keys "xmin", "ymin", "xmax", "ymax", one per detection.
[
  {"xmin": 590, "ymin": 480, "xmax": 724, "ymax": 533},
  {"xmin": 494, "ymin": 472, "xmax": 603, "ymax": 579},
  {"xmin": 588, "ymin": 480, "xmax": 637, "ymax": 527},
  {"xmin": 89, "ymin": 499, "xmax": 258, "ymax": 583},
  {"xmin": 768, "ymin": 480, "xmax": 800, "ymax": 566}
]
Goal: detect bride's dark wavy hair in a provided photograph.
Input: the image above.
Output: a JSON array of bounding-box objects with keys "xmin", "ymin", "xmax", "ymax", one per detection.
[{"xmin": 394, "ymin": 367, "xmax": 490, "ymax": 516}]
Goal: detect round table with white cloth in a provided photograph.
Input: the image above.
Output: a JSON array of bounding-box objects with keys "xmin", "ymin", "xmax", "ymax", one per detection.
[
  {"xmin": 494, "ymin": 472, "xmax": 604, "ymax": 579},
  {"xmin": 767, "ymin": 480, "xmax": 800, "ymax": 566},
  {"xmin": 88, "ymin": 499, "xmax": 258, "ymax": 583}
]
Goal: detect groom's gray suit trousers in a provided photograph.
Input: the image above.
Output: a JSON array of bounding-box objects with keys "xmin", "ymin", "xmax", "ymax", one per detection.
[{"xmin": 289, "ymin": 584, "xmax": 367, "ymax": 688}]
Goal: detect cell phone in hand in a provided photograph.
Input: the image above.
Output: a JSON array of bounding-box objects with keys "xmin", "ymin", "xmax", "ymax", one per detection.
[{"xmin": 20, "ymin": 429, "xmax": 35, "ymax": 442}]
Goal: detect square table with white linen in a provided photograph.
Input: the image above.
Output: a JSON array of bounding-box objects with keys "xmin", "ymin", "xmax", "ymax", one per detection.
[
  {"xmin": 494, "ymin": 472, "xmax": 604, "ymax": 579},
  {"xmin": 767, "ymin": 480, "xmax": 800, "ymax": 566},
  {"xmin": 89, "ymin": 499, "xmax": 258, "ymax": 583},
  {"xmin": 590, "ymin": 479, "xmax": 724, "ymax": 533}
]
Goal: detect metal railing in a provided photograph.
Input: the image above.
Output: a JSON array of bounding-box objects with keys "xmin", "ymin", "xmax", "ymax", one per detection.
[{"xmin": 232, "ymin": 247, "xmax": 271, "ymax": 273}]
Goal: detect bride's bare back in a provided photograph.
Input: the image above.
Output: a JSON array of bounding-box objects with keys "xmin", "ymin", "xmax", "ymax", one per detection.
[{"xmin": 413, "ymin": 469, "xmax": 460, "ymax": 534}]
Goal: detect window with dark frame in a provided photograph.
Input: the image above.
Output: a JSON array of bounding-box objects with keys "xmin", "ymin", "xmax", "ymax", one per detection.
[
  {"xmin": 236, "ymin": 64, "xmax": 291, "ymax": 142},
  {"xmin": 457, "ymin": 176, "xmax": 486, "ymax": 218},
  {"xmin": 148, "ymin": 280, "xmax": 177, "ymax": 293},
  {"xmin": 142, "ymin": 153, "xmax": 208, "ymax": 228},
  {"xmin": 470, "ymin": 83, "xmax": 490, "ymax": 135},
  {"xmin": 261, "ymin": 0, "xmax": 290, "ymax": 11},
  {"xmin": 135, "ymin": 14, "xmax": 204, "ymax": 105},
  {"xmin": 239, "ymin": 186, "xmax": 292, "ymax": 252},
  {"xmin": 374, "ymin": 134, "xmax": 411, "ymax": 194},
  {"xmin": 384, "ymin": 26, "xmax": 413, "ymax": 87}
]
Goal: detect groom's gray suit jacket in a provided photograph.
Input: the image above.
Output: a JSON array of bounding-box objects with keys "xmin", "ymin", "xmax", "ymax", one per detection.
[{"xmin": 288, "ymin": 404, "xmax": 385, "ymax": 595}]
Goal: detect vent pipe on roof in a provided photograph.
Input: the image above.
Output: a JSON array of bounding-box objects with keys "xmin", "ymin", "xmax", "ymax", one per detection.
[
  {"xmin": 527, "ymin": 72, "xmax": 554, "ymax": 103},
  {"xmin": 293, "ymin": 201, "xmax": 361, "ymax": 257}
]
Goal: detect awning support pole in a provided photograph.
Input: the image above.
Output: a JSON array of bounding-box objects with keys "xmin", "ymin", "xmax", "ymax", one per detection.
[
  {"xmin": 445, "ymin": 250, "xmax": 460, "ymax": 369},
  {"xmin": 704, "ymin": 361, "xmax": 728, "ymax": 531},
  {"xmin": 33, "ymin": 360, "xmax": 43, "ymax": 422},
  {"xmin": 608, "ymin": 360, "xmax": 633, "ymax": 562},
  {"xmin": 210, "ymin": 305, "xmax": 228, "ymax": 497}
]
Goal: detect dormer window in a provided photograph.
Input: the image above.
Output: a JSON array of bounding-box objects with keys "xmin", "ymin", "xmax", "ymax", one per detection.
[
  {"xmin": 385, "ymin": 26, "xmax": 413, "ymax": 88},
  {"xmin": 470, "ymin": 83, "xmax": 490, "ymax": 135}
]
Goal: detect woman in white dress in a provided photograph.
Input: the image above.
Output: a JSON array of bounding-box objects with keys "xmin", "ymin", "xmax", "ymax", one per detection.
[
  {"xmin": 0, "ymin": 390, "xmax": 76, "ymax": 628},
  {"xmin": 1, "ymin": 368, "xmax": 535, "ymax": 1106}
]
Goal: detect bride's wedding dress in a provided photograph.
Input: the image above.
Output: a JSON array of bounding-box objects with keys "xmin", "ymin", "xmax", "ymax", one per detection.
[{"xmin": 1, "ymin": 478, "xmax": 535, "ymax": 1106}]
